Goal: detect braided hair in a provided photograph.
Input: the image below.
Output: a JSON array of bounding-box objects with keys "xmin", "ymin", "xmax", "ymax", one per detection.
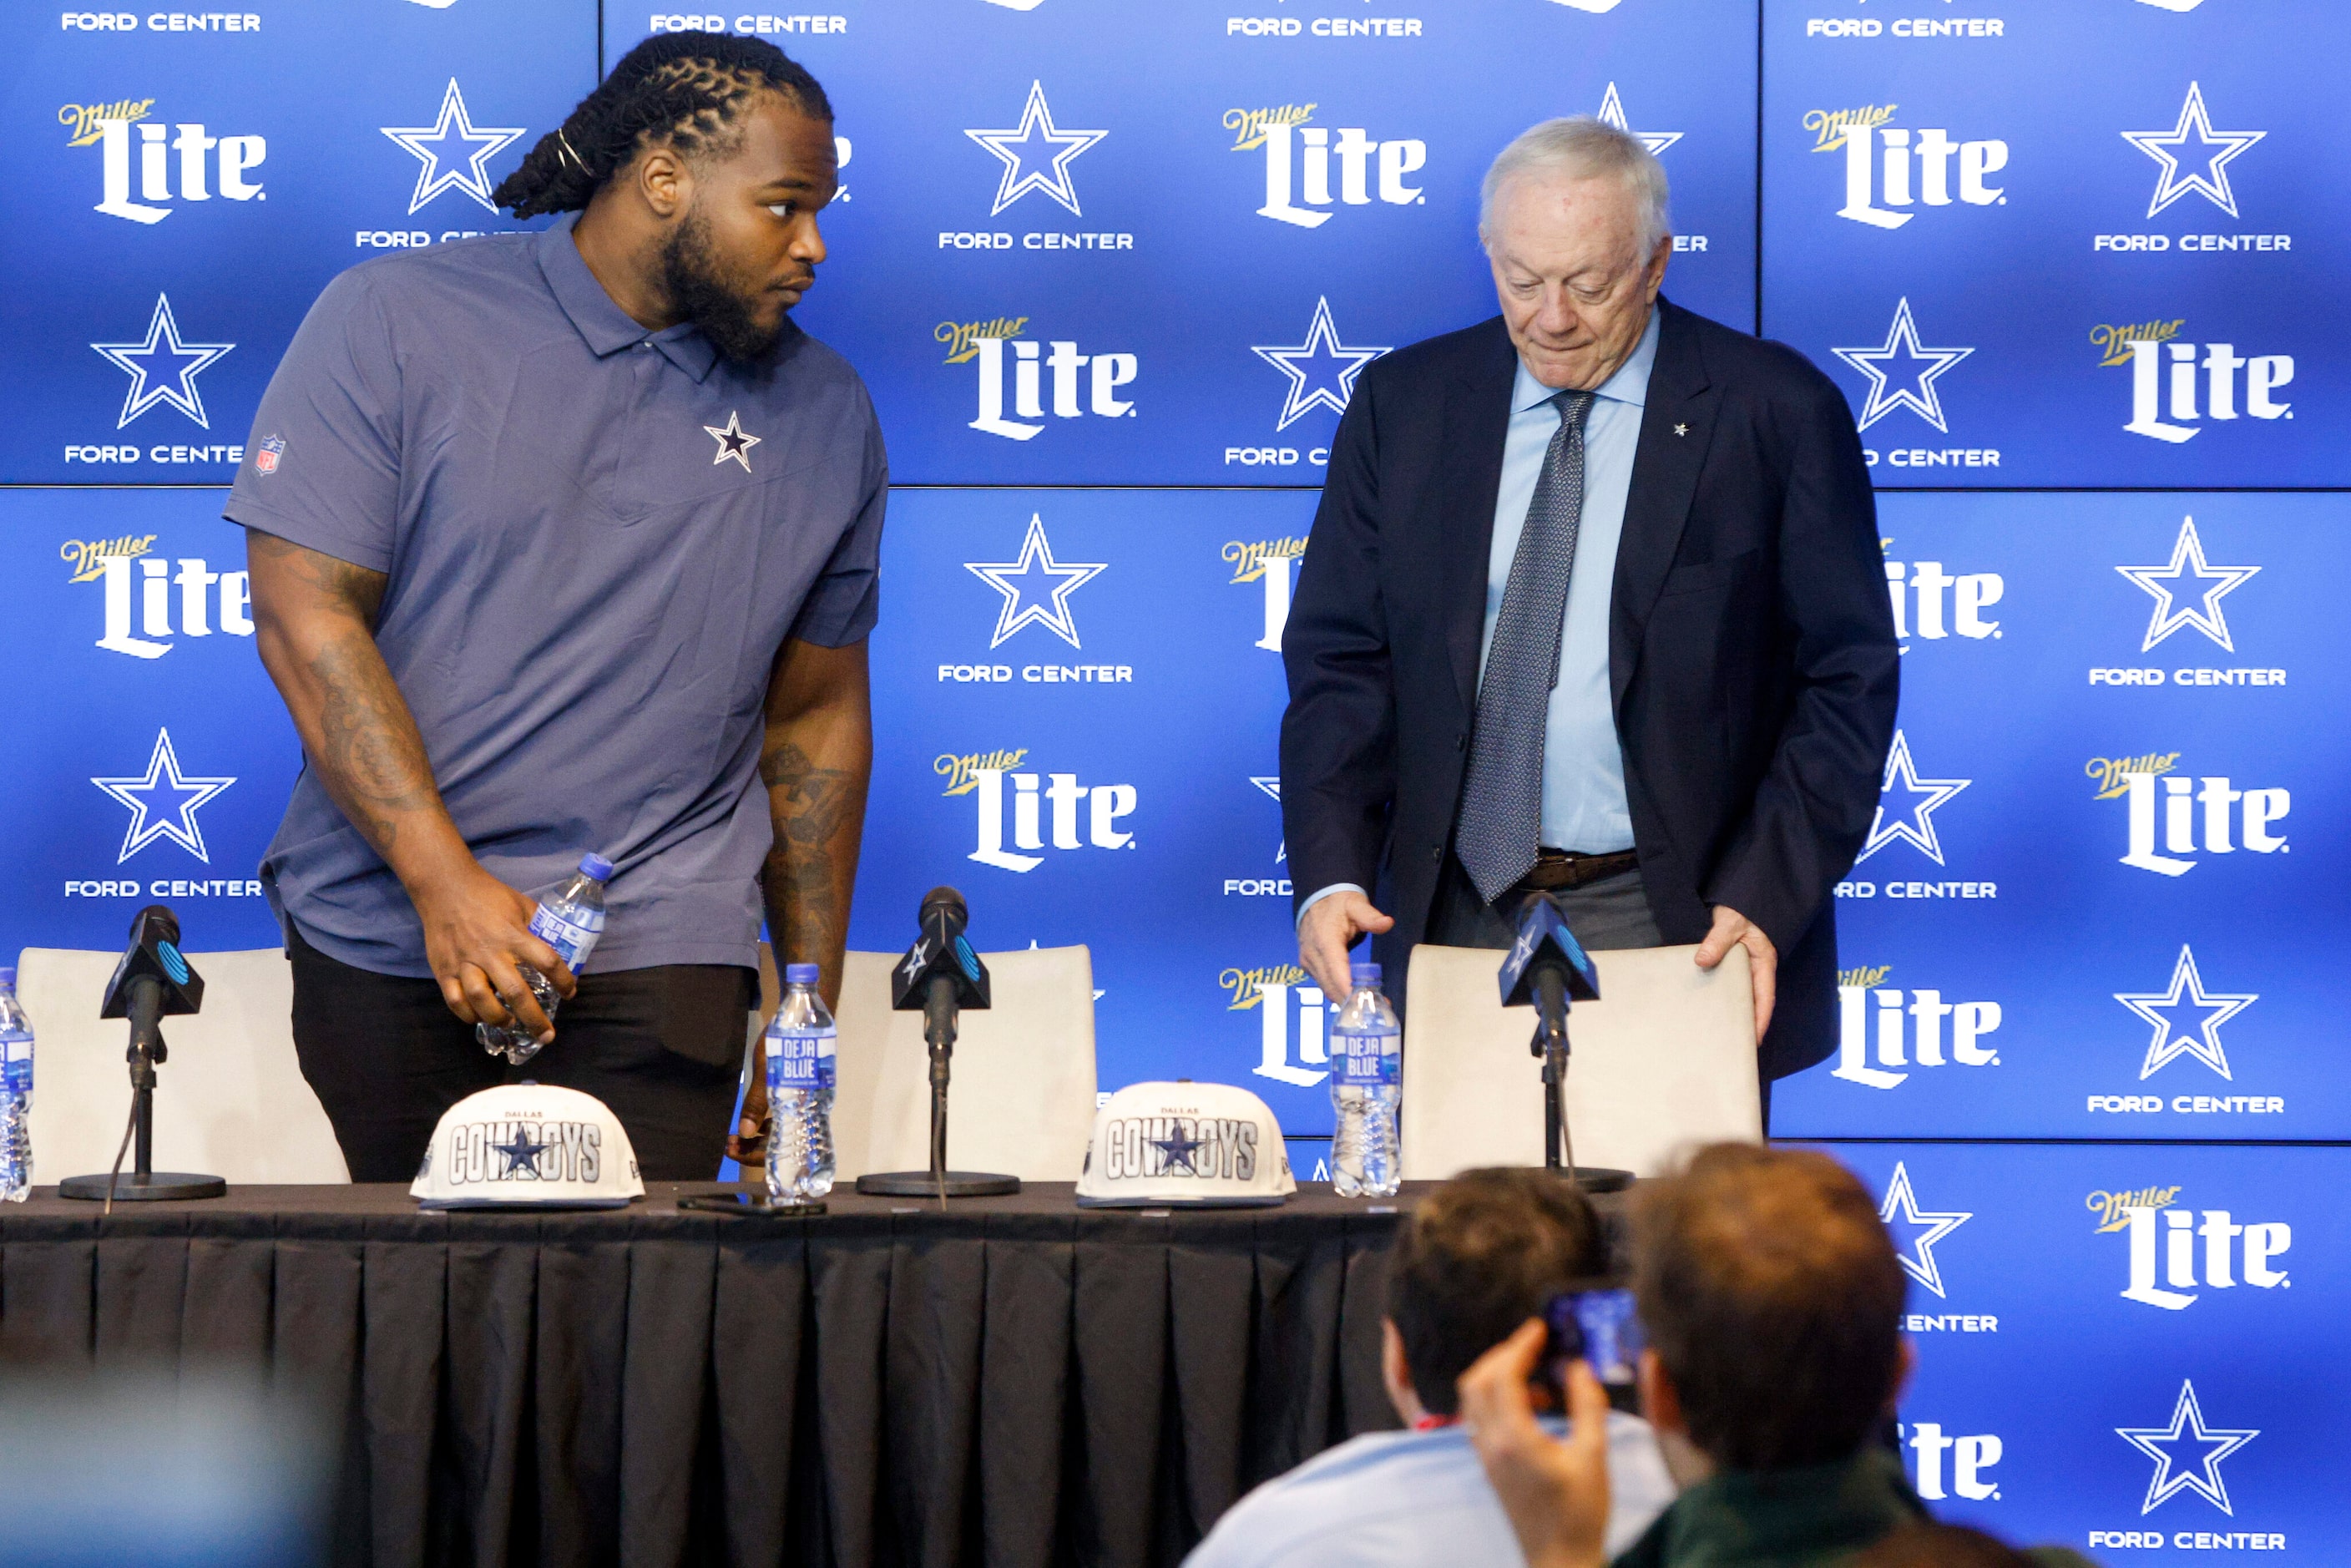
[{"xmin": 493, "ymin": 32, "xmax": 833, "ymax": 219}]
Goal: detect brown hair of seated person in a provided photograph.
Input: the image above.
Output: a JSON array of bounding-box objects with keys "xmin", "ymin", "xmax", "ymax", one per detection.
[
  {"xmin": 1387, "ymin": 1167, "xmax": 1608, "ymax": 1418},
  {"xmin": 1631, "ymin": 1144, "xmax": 1907, "ymax": 1471}
]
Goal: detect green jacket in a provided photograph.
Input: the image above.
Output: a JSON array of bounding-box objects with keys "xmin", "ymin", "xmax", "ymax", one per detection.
[{"xmin": 1610, "ymin": 1449, "xmax": 2095, "ymax": 1568}]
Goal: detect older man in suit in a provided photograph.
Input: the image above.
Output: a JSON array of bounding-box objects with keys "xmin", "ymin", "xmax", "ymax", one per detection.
[{"xmin": 1280, "ymin": 117, "xmax": 1897, "ymax": 1110}]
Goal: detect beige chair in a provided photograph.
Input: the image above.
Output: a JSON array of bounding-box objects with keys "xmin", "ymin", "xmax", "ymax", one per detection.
[
  {"xmin": 756, "ymin": 943, "xmax": 1100, "ymax": 1183},
  {"xmin": 15, "ymin": 947, "xmax": 350, "ymax": 1185},
  {"xmin": 1400, "ymin": 943, "xmax": 1761, "ymax": 1181}
]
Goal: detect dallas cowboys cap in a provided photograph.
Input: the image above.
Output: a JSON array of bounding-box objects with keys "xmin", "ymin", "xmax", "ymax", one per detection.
[
  {"xmin": 1076, "ymin": 1080, "xmax": 1296, "ymax": 1208},
  {"xmin": 411, "ymin": 1083, "xmax": 645, "ymax": 1210}
]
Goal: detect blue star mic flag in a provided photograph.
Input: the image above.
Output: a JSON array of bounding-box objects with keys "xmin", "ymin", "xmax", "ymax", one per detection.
[{"xmin": 1499, "ymin": 891, "xmax": 1600, "ymax": 1009}]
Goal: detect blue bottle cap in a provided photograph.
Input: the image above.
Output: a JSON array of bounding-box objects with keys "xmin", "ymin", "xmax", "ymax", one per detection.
[
  {"xmin": 0, "ymin": 967, "xmax": 13, "ymax": 989},
  {"xmin": 784, "ymin": 963, "xmax": 820, "ymax": 985},
  {"xmin": 579, "ymin": 852, "xmax": 615, "ymax": 881},
  {"xmin": 1351, "ymin": 961, "xmax": 1381, "ymax": 986}
]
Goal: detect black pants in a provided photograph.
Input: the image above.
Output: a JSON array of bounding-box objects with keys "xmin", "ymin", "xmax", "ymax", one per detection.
[{"xmin": 287, "ymin": 924, "xmax": 754, "ymax": 1182}]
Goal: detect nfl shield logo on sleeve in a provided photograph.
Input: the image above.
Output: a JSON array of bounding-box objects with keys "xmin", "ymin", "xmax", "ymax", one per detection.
[{"xmin": 255, "ymin": 433, "xmax": 285, "ymax": 474}]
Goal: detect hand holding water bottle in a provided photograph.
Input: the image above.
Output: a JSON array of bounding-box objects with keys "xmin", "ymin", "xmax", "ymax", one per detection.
[
  {"xmin": 418, "ymin": 859, "xmax": 574, "ymax": 1045},
  {"xmin": 473, "ymin": 853, "xmax": 612, "ymax": 1065}
]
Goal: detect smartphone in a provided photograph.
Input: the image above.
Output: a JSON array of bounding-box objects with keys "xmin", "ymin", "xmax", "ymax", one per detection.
[
  {"xmin": 677, "ymin": 1192, "xmax": 827, "ymax": 1217},
  {"xmin": 1531, "ymin": 1285, "xmax": 1645, "ymax": 1416}
]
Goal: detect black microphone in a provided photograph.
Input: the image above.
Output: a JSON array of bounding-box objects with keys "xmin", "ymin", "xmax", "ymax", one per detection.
[
  {"xmin": 100, "ymin": 904, "xmax": 205, "ymax": 1054},
  {"xmin": 1498, "ymin": 892, "xmax": 1600, "ymax": 1010},
  {"xmin": 891, "ymin": 886, "xmax": 992, "ymax": 1020}
]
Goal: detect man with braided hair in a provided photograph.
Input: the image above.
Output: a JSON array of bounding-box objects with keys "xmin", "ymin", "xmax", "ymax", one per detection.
[{"xmin": 227, "ymin": 32, "xmax": 875, "ymax": 1180}]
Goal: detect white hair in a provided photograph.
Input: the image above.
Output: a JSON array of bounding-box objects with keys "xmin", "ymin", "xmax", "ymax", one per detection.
[{"xmin": 1479, "ymin": 116, "xmax": 1671, "ymax": 255}]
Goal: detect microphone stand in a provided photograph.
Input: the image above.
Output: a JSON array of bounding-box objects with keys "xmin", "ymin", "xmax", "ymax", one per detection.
[
  {"xmin": 1533, "ymin": 968, "xmax": 1574, "ymax": 1178},
  {"xmin": 855, "ymin": 924, "xmax": 1019, "ymax": 1202},
  {"xmin": 60, "ymin": 974, "xmax": 225, "ymax": 1205}
]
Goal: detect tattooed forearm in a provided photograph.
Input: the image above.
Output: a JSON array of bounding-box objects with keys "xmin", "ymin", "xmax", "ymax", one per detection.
[
  {"xmin": 308, "ymin": 633, "xmax": 443, "ymax": 852},
  {"xmin": 247, "ymin": 527, "xmax": 466, "ymax": 877},
  {"xmin": 760, "ymin": 736, "xmax": 868, "ymax": 971}
]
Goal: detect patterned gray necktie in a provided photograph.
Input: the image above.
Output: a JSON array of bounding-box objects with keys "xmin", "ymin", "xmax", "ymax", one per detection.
[{"xmin": 1455, "ymin": 389, "xmax": 1597, "ymax": 905}]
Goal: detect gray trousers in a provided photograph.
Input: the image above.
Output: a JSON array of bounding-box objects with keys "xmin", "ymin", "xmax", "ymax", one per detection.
[{"xmin": 1426, "ymin": 856, "xmax": 1663, "ymax": 953}]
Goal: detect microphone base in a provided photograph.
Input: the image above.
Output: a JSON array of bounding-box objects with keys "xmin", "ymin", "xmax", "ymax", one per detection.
[
  {"xmin": 58, "ymin": 1171, "xmax": 225, "ymax": 1202},
  {"xmin": 854, "ymin": 1170, "xmax": 1021, "ymax": 1199},
  {"xmin": 1556, "ymin": 1167, "xmax": 1636, "ymax": 1195}
]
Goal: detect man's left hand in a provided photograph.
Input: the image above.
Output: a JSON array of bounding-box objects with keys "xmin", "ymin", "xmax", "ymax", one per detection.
[
  {"xmin": 728, "ymin": 1060, "xmax": 771, "ymax": 1165},
  {"xmin": 1694, "ymin": 903, "xmax": 1777, "ymax": 1041},
  {"xmin": 1458, "ymin": 1318, "xmax": 1612, "ymax": 1568}
]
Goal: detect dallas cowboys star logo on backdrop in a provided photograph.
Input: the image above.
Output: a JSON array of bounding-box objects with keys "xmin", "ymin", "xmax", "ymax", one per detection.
[
  {"xmin": 1253, "ymin": 298, "xmax": 1389, "ymax": 431},
  {"xmin": 2123, "ymin": 83, "xmax": 2264, "ymax": 220},
  {"xmin": 965, "ymin": 514, "xmax": 1106, "ymax": 649},
  {"xmin": 1877, "ymin": 1161, "xmax": 1970, "ymax": 1299},
  {"xmin": 1251, "ymin": 776, "xmax": 1286, "ymax": 862},
  {"xmin": 2117, "ymin": 1381, "xmax": 2257, "ymax": 1515},
  {"xmin": 382, "ymin": 78, "xmax": 525, "ymax": 215},
  {"xmin": 705, "ymin": 411, "xmax": 761, "ymax": 472},
  {"xmin": 91, "ymin": 729, "xmax": 235, "ymax": 864},
  {"xmin": 965, "ymin": 81, "xmax": 1105, "ymax": 218},
  {"xmin": 1833, "ymin": 299, "xmax": 1974, "ymax": 433},
  {"xmin": 92, "ymin": 294, "xmax": 233, "ymax": 430},
  {"xmin": 1594, "ymin": 83, "xmax": 1681, "ymax": 155},
  {"xmin": 2116, "ymin": 945, "xmax": 2256, "ymax": 1081},
  {"xmin": 1858, "ymin": 731, "xmax": 1970, "ymax": 866},
  {"xmin": 2117, "ymin": 517, "xmax": 2258, "ymax": 653},
  {"xmin": 495, "ymin": 1127, "xmax": 551, "ymax": 1178}
]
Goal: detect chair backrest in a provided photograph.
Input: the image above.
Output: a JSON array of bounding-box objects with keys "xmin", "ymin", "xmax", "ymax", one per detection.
[
  {"xmin": 1400, "ymin": 943, "xmax": 1761, "ymax": 1181},
  {"xmin": 757, "ymin": 944, "xmax": 1100, "ymax": 1182},
  {"xmin": 15, "ymin": 948, "xmax": 351, "ymax": 1185}
]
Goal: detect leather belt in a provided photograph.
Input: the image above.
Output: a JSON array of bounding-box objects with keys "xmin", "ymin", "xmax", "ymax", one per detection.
[{"xmin": 1513, "ymin": 847, "xmax": 1639, "ymax": 894}]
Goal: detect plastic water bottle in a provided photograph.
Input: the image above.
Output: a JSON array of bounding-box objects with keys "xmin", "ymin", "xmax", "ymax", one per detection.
[
  {"xmin": 0, "ymin": 969, "xmax": 33, "ymax": 1202},
  {"xmin": 766, "ymin": 963, "xmax": 837, "ymax": 1201},
  {"xmin": 478, "ymin": 852, "xmax": 612, "ymax": 1066},
  {"xmin": 1329, "ymin": 960, "xmax": 1402, "ymax": 1198}
]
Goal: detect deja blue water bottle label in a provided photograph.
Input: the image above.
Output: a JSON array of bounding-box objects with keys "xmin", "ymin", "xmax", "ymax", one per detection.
[
  {"xmin": 529, "ymin": 904, "xmax": 604, "ymax": 969},
  {"xmin": 769, "ymin": 1028, "xmax": 837, "ymax": 1090},
  {"xmin": 1335, "ymin": 1027, "xmax": 1398, "ymax": 1087},
  {"xmin": 0, "ymin": 1030, "xmax": 28, "ymax": 1095}
]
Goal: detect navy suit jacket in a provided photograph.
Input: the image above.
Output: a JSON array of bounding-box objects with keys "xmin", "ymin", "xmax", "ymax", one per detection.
[{"xmin": 1278, "ymin": 298, "xmax": 1898, "ymax": 1082}]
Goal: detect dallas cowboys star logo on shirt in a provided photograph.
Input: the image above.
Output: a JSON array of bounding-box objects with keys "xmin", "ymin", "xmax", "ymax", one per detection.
[{"xmin": 705, "ymin": 411, "xmax": 761, "ymax": 472}]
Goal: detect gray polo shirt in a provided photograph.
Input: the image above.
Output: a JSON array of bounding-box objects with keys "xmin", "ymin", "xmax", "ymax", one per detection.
[{"xmin": 224, "ymin": 215, "xmax": 885, "ymax": 979}]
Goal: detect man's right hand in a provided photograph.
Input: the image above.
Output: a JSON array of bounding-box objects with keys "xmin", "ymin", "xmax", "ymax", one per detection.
[
  {"xmin": 1298, "ymin": 889, "xmax": 1396, "ymax": 999},
  {"xmin": 416, "ymin": 862, "xmax": 574, "ymax": 1044}
]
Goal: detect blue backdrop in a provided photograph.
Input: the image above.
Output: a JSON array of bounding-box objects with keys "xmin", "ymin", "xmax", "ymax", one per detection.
[{"xmin": 4, "ymin": 2, "xmax": 2343, "ymax": 1557}]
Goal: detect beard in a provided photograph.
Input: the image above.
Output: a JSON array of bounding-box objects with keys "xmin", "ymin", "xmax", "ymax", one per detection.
[{"xmin": 659, "ymin": 207, "xmax": 783, "ymax": 368}]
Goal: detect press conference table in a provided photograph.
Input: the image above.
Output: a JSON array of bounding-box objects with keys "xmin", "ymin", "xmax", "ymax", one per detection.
[{"xmin": 0, "ymin": 1180, "xmax": 1627, "ymax": 1568}]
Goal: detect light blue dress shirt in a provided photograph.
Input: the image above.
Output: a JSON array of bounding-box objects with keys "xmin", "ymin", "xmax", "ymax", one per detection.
[
  {"xmin": 1297, "ymin": 309, "xmax": 1656, "ymax": 925},
  {"xmin": 1481, "ymin": 306, "xmax": 1656, "ymax": 854},
  {"xmin": 1181, "ymin": 1411, "xmax": 1676, "ymax": 1568}
]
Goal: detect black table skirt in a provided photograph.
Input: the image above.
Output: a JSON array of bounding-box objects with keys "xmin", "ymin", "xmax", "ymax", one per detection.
[{"xmin": 0, "ymin": 1182, "xmax": 1445, "ymax": 1568}]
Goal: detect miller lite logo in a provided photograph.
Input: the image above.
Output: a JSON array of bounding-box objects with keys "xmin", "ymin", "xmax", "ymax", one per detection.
[
  {"xmin": 1833, "ymin": 968, "xmax": 2002, "ymax": 1090},
  {"xmin": 78, "ymin": 98, "xmax": 267, "ymax": 224},
  {"xmin": 1227, "ymin": 104, "xmax": 1425, "ymax": 230},
  {"xmin": 1808, "ymin": 106, "xmax": 2007, "ymax": 228},
  {"xmin": 1226, "ymin": 536, "xmax": 1306, "ymax": 651},
  {"xmin": 945, "ymin": 753, "xmax": 1137, "ymax": 873},
  {"xmin": 957, "ymin": 322, "xmax": 1138, "ymax": 441},
  {"xmin": 2112, "ymin": 328, "xmax": 2293, "ymax": 443},
  {"xmin": 2099, "ymin": 756, "xmax": 2289, "ymax": 876},
  {"xmin": 1224, "ymin": 962, "xmax": 1327, "ymax": 1088},
  {"xmin": 2112, "ymin": 1197, "xmax": 2289, "ymax": 1311}
]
